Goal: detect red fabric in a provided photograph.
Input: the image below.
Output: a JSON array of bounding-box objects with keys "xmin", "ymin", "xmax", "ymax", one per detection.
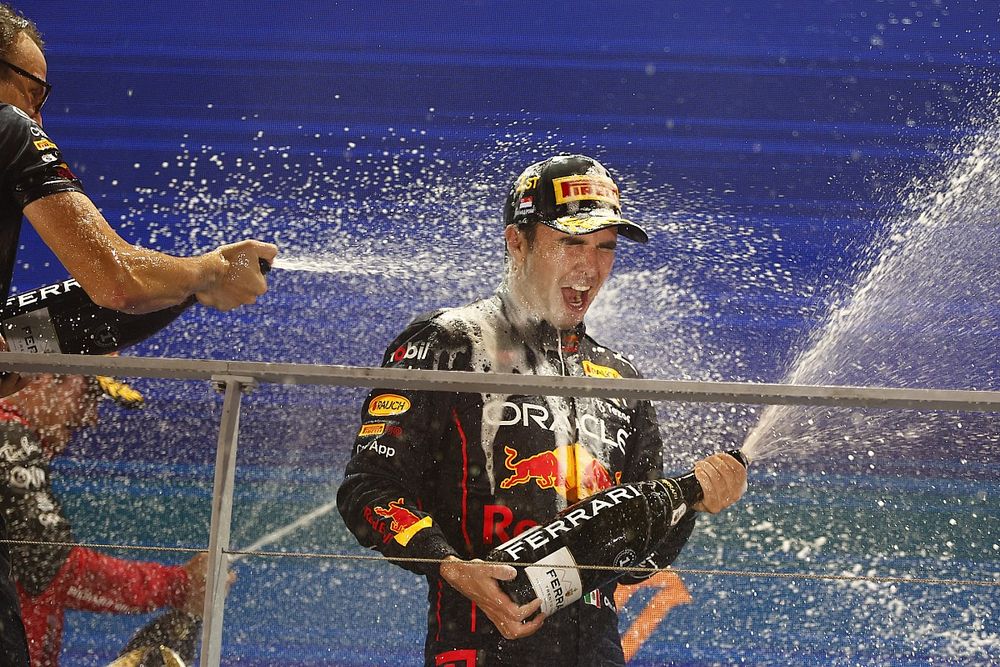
[
  {"xmin": 16, "ymin": 546, "xmax": 188, "ymax": 667},
  {"xmin": 0, "ymin": 400, "xmax": 28, "ymax": 427},
  {"xmin": 435, "ymin": 649, "xmax": 478, "ymax": 667}
]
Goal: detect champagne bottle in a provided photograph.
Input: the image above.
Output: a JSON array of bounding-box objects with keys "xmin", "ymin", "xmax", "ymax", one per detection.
[
  {"xmin": 1, "ymin": 259, "xmax": 271, "ymax": 355},
  {"xmin": 111, "ymin": 609, "xmax": 201, "ymax": 667},
  {"xmin": 487, "ymin": 450, "xmax": 748, "ymax": 616}
]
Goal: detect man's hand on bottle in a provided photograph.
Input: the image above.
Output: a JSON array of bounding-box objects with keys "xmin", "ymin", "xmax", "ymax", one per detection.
[
  {"xmin": 692, "ymin": 452, "xmax": 748, "ymax": 513},
  {"xmin": 178, "ymin": 552, "xmax": 237, "ymax": 617},
  {"xmin": 440, "ymin": 556, "xmax": 546, "ymax": 639},
  {"xmin": 195, "ymin": 240, "xmax": 278, "ymax": 312}
]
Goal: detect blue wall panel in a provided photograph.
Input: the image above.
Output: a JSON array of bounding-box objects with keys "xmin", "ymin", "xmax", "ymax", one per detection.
[{"xmin": 11, "ymin": 1, "xmax": 998, "ymax": 664}]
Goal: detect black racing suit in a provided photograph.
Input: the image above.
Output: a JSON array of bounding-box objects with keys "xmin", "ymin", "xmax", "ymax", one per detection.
[
  {"xmin": 337, "ymin": 290, "xmax": 695, "ymax": 667},
  {"xmin": 0, "ymin": 103, "xmax": 84, "ymax": 667}
]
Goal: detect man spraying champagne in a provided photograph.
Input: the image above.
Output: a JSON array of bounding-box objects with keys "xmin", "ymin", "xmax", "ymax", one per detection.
[{"xmin": 338, "ymin": 155, "xmax": 747, "ymax": 667}]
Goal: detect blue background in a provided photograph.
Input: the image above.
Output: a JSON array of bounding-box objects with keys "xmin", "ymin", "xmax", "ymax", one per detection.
[{"xmin": 12, "ymin": 1, "xmax": 1000, "ymax": 664}]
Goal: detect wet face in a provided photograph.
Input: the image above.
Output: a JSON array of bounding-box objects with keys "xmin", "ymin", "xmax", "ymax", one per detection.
[
  {"xmin": 506, "ymin": 224, "xmax": 618, "ymax": 330},
  {"xmin": 0, "ymin": 31, "xmax": 48, "ymax": 124}
]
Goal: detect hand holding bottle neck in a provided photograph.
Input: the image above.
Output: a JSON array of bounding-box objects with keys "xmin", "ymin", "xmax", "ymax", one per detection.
[{"xmin": 686, "ymin": 449, "xmax": 749, "ymax": 514}]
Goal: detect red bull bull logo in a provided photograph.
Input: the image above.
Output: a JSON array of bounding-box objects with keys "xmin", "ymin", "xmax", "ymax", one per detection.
[
  {"xmin": 580, "ymin": 456, "xmax": 617, "ymax": 497},
  {"xmin": 499, "ymin": 446, "xmax": 562, "ymax": 490},
  {"xmin": 499, "ymin": 444, "xmax": 620, "ymax": 502},
  {"xmin": 371, "ymin": 498, "xmax": 432, "ymax": 546}
]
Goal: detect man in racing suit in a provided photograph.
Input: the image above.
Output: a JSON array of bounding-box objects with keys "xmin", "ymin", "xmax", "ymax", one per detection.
[
  {"xmin": 0, "ymin": 374, "xmax": 207, "ymax": 666},
  {"xmin": 338, "ymin": 155, "xmax": 747, "ymax": 666}
]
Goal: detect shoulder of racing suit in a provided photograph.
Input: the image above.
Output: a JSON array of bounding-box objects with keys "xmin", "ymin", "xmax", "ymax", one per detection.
[
  {"xmin": 380, "ymin": 297, "xmax": 506, "ymax": 373},
  {"xmin": 576, "ymin": 333, "xmax": 643, "ymax": 380}
]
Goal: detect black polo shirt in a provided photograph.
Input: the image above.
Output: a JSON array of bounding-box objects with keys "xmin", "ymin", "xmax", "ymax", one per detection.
[{"xmin": 0, "ymin": 103, "xmax": 84, "ymax": 301}]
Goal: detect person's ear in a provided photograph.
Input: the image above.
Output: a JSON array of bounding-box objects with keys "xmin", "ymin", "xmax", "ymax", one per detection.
[{"xmin": 504, "ymin": 225, "xmax": 525, "ymax": 263}]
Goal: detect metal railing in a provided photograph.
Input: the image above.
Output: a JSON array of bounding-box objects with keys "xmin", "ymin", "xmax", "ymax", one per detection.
[{"xmin": 4, "ymin": 351, "xmax": 1000, "ymax": 666}]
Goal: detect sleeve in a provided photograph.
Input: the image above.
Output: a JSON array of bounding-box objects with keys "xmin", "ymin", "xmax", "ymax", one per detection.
[
  {"xmin": 59, "ymin": 546, "xmax": 188, "ymax": 613},
  {"xmin": 617, "ymin": 398, "xmax": 698, "ymax": 584},
  {"xmin": 0, "ymin": 105, "xmax": 84, "ymax": 209},
  {"xmin": 0, "ymin": 419, "xmax": 74, "ymax": 595},
  {"xmin": 336, "ymin": 317, "xmax": 466, "ymax": 577}
]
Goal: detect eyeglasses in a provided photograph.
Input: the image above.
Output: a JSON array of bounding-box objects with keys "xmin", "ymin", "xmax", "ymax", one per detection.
[{"xmin": 0, "ymin": 58, "xmax": 51, "ymax": 114}]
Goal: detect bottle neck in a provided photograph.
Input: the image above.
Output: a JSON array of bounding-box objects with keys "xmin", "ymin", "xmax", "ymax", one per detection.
[{"xmin": 655, "ymin": 471, "xmax": 704, "ymax": 508}]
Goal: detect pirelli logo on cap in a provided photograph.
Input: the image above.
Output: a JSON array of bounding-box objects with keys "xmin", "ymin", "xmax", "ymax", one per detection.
[
  {"xmin": 368, "ymin": 393, "xmax": 411, "ymax": 417},
  {"xmin": 552, "ymin": 175, "xmax": 619, "ymax": 207},
  {"xmin": 582, "ymin": 360, "xmax": 622, "ymax": 380},
  {"xmin": 358, "ymin": 422, "xmax": 387, "ymax": 437}
]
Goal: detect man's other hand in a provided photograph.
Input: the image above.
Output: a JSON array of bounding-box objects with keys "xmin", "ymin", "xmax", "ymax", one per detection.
[
  {"xmin": 439, "ymin": 556, "xmax": 545, "ymax": 639},
  {"xmin": 195, "ymin": 240, "xmax": 278, "ymax": 312},
  {"xmin": 179, "ymin": 552, "xmax": 236, "ymax": 617}
]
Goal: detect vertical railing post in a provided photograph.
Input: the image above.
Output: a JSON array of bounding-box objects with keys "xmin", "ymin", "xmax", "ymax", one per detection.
[{"xmin": 200, "ymin": 375, "xmax": 256, "ymax": 666}]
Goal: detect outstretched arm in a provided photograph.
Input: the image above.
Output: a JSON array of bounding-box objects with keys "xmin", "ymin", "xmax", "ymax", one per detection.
[
  {"xmin": 60, "ymin": 547, "xmax": 189, "ymax": 613},
  {"xmin": 24, "ymin": 191, "xmax": 276, "ymax": 314}
]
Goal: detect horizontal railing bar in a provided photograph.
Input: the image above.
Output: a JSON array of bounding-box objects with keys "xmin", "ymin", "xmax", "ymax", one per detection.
[{"xmin": 3, "ymin": 352, "xmax": 1000, "ymax": 411}]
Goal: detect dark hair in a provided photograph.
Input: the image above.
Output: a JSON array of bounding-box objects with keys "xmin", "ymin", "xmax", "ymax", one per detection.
[
  {"xmin": 0, "ymin": 3, "xmax": 43, "ymax": 59},
  {"xmin": 518, "ymin": 221, "xmax": 540, "ymax": 248}
]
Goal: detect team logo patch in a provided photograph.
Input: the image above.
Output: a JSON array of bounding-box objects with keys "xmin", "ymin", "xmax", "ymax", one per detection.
[
  {"xmin": 368, "ymin": 393, "xmax": 411, "ymax": 416},
  {"xmin": 33, "ymin": 138, "xmax": 58, "ymax": 152},
  {"xmin": 499, "ymin": 443, "xmax": 620, "ymax": 502},
  {"xmin": 552, "ymin": 174, "xmax": 619, "ymax": 207},
  {"xmin": 516, "ymin": 174, "xmax": 540, "ymax": 192},
  {"xmin": 55, "ymin": 163, "xmax": 77, "ymax": 180},
  {"xmin": 373, "ymin": 498, "xmax": 432, "ymax": 546},
  {"xmin": 392, "ymin": 341, "xmax": 430, "ymax": 363},
  {"xmin": 358, "ymin": 422, "xmax": 386, "ymax": 437},
  {"xmin": 582, "ymin": 360, "xmax": 622, "ymax": 379}
]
